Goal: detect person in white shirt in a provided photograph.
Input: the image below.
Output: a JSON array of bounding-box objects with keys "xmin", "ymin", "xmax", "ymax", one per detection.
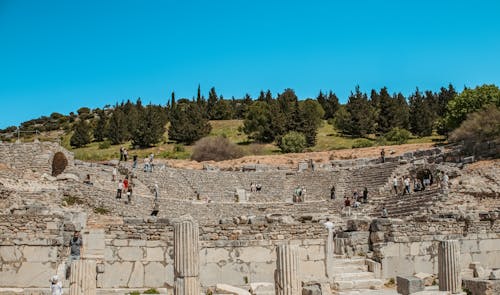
[
  {"xmin": 50, "ymin": 275, "xmax": 63, "ymax": 295},
  {"xmin": 392, "ymin": 176, "xmax": 398, "ymax": 195},
  {"xmin": 403, "ymin": 176, "xmax": 411, "ymax": 195}
]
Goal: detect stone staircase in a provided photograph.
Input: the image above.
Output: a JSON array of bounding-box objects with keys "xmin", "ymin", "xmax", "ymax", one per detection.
[
  {"xmin": 343, "ymin": 162, "xmax": 399, "ymax": 198},
  {"xmin": 331, "ymin": 256, "xmax": 384, "ymax": 293},
  {"xmin": 370, "ymin": 188, "xmax": 443, "ymax": 218}
]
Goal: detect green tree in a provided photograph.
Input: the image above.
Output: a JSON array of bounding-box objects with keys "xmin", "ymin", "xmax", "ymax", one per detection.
[
  {"xmin": 409, "ymin": 89, "xmax": 434, "ymax": 136},
  {"xmin": 345, "ymin": 86, "xmax": 376, "ymax": 136},
  {"xmin": 333, "ymin": 105, "xmax": 351, "ymax": 134},
  {"xmin": 168, "ymin": 102, "xmax": 212, "ymax": 144},
  {"xmin": 70, "ymin": 119, "xmax": 91, "ymax": 148},
  {"xmin": 207, "ymin": 87, "xmax": 218, "ymax": 119},
  {"xmin": 296, "ymin": 99, "xmax": 325, "ymax": 146},
  {"xmin": 93, "ymin": 110, "xmax": 108, "ymax": 142},
  {"xmin": 242, "ymin": 101, "xmax": 278, "ymax": 143},
  {"xmin": 317, "ymin": 90, "xmax": 340, "ymax": 119},
  {"xmin": 445, "ymin": 84, "xmax": 500, "ymax": 131},
  {"xmin": 107, "ymin": 107, "xmax": 128, "ymax": 144},
  {"xmin": 277, "ymin": 88, "xmax": 299, "ymax": 132},
  {"xmin": 132, "ymin": 104, "xmax": 167, "ymax": 147}
]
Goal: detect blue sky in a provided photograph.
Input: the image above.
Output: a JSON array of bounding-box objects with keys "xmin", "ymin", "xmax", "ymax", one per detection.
[{"xmin": 1, "ymin": 0, "xmax": 499, "ymax": 128}]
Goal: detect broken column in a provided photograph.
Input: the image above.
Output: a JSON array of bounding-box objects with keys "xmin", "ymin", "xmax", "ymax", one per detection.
[
  {"xmin": 333, "ymin": 237, "xmax": 346, "ymax": 255},
  {"xmin": 69, "ymin": 259, "xmax": 96, "ymax": 295},
  {"xmin": 275, "ymin": 243, "xmax": 300, "ymax": 295},
  {"xmin": 174, "ymin": 216, "xmax": 200, "ymax": 295},
  {"xmin": 324, "ymin": 221, "xmax": 334, "ymax": 279},
  {"xmin": 438, "ymin": 240, "xmax": 461, "ymax": 294}
]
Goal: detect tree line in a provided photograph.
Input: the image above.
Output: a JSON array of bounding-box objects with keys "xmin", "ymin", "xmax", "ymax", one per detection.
[{"xmin": 1, "ymin": 84, "xmax": 499, "ymax": 151}]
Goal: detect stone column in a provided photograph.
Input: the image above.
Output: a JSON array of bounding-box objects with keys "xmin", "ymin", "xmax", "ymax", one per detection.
[
  {"xmin": 69, "ymin": 259, "xmax": 96, "ymax": 295},
  {"xmin": 174, "ymin": 216, "xmax": 200, "ymax": 295},
  {"xmin": 275, "ymin": 243, "xmax": 300, "ymax": 295},
  {"xmin": 324, "ymin": 222, "xmax": 334, "ymax": 279},
  {"xmin": 438, "ymin": 240, "xmax": 461, "ymax": 294},
  {"xmin": 334, "ymin": 237, "xmax": 346, "ymax": 255}
]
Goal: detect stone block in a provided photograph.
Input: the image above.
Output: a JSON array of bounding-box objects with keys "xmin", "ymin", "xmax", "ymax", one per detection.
[
  {"xmin": 146, "ymin": 247, "xmax": 165, "ymax": 261},
  {"xmin": 396, "ymin": 276, "xmax": 424, "ymax": 295},
  {"xmin": 216, "ymin": 283, "xmax": 251, "ymax": 295},
  {"xmin": 118, "ymin": 247, "xmax": 143, "ymax": 261},
  {"xmin": 414, "ymin": 272, "xmax": 435, "ymax": 286},
  {"xmin": 463, "ymin": 278, "xmax": 500, "ymax": 295},
  {"xmin": 346, "ymin": 218, "xmax": 371, "ymax": 232},
  {"xmin": 249, "ymin": 282, "xmax": 274, "ymax": 295}
]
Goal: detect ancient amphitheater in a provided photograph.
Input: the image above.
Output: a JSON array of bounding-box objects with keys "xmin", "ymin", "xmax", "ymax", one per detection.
[{"xmin": 0, "ymin": 141, "xmax": 499, "ymax": 295}]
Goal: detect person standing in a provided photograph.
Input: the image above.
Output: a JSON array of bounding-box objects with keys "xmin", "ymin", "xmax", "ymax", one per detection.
[
  {"xmin": 154, "ymin": 182, "xmax": 159, "ymax": 202},
  {"xmin": 330, "ymin": 185, "xmax": 336, "ymax": 200},
  {"xmin": 112, "ymin": 166, "xmax": 117, "ymax": 182},
  {"xmin": 132, "ymin": 155, "xmax": 138, "ymax": 169},
  {"xmin": 403, "ymin": 176, "xmax": 411, "ymax": 195},
  {"xmin": 392, "ymin": 176, "xmax": 398, "ymax": 195},
  {"xmin": 380, "ymin": 148, "xmax": 385, "ymax": 163},
  {"xmin": 116, "ymin": 180, "xmax": 123, "ymax": 199},
  {"xmin": 50, "ymin": 275, "xmax": 63, "ymax": 295},
  {"xmin": 362, "ymin": 187, "xmax": 368, "ymax": 203}
]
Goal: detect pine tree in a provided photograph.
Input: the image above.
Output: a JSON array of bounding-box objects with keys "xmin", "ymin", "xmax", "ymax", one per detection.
[
  {"xmin": 93, "ymin": 110, "xmax": 108, "ymax": 142},
  {"xmin": 107, "ymin": 107, "xmax": 128, "ymax": 144},
  {"xmin": 296, "ymin": 99, "xmax": 325, "ymax": 146},
  {"xmin": 207, "ymin": 87, "xmax": 218, "ymax": 119},
  {"xmin": 132, "ymin": 104, "xmax": 167, "ymax": 147},
  {"xmin": 168, "ymin": 102, "xmax": 211, "ymax": 144},
  {"xmin": 345, "ymin": 86, "xmax": 376, "ymax": 136},
  {"xmin": 316, "ymin": 90, "xmax": 339, "ymax": 119},
  {"xmin": 409, "ymin": 89, "xmax": 434, "ymax": 136},
  {"xmin": 70, "ymin": 119, "xmax": 91, "ymax": 148}
]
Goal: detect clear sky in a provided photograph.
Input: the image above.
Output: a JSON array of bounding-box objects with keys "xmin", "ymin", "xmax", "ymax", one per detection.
[{"xmin": 1, "ymin": 0, "xmax": 499, "ymax": 128}]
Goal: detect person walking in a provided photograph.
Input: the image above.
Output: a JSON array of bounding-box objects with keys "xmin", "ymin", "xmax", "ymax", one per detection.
[
  {"xmin": 380, "ymin": 148, "xmax": 385, "ymax": 163},
  {"xmin": 112, "ymin": 166, "xmax": 117, "ymax": 182},
  {"xmin": 116, "ymin": 180, "xmax": 123, "ymax": 199},
  {"xmin": 330, "ymin": 185, "xmax": 336, "ymax": 200},
  {"xmin": 403, "ymin": 176, "xmax": 411, "ymax": 195},
  {"xmin": 362, "ymin": 187, "xmax": 368, "ymax": 203},
  {"xmin": 392, "ymin": 176, "xmax": 398, "ymax": 195}
]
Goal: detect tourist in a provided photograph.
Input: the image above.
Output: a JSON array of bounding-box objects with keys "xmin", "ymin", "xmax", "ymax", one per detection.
[
  {"xmin": 380, "ymin": 148, "xmax": 385, "ymax": 163},
  {"xmin": 154, "ymin": 182, "xmax": 159, "ymax": 202},
  {"xmin": 353, "ymin": 190, "xmax": 359, "ymax": 202},
  {"xmin": 441, "ymin": 172, "xmax": 449, "ymax": 190},
  {"xmin": 403, "ymin": 176, "xmax": 411, "ymax": 195},
  {"xmin": 116, "ymin": 180, "xmax": 123, "ymax": 199},
  {"xmin": 119, "ymin": 146, "xmax": 124, "ymax": 162},
  {"xmin": 112, "ymin": 166, "xmax": 117, "ymax": 181},
  {"xmin": 132, "ymin": 155, "xmax": 138, "ymax": 169},
  {"xmin": 362, "ymin": 187, "xmax": 368, "ymax": 203},
  {"xmin": 250, "ymin": 182, "xmax": 256, "ymax": 192},
  {"xmin": 392, "ymin": 176, "xmax": 398, "ymax": 195},
  {"xmin": 151, "ymin": 201, "xmax": 159, "ymax": 216},
  {"xmin": 344, "ymin": 196, "xmax": 351, "ymax": 216},
  {"xmin": 127, "ymin": 184, "xmax": 133, "ymax": 204},
  {"xmin": 143, "ymin": 157, "xmax": 150, "ymax": 172},
  {"xmin": 381, "ymin": 207, "xmax": 388, "ymax": 218},
  {"xmin": 149, "ymin": 153, "xmax": 154, "ymax": 172},
  {"xmin": 123, "ymin": 177, "xmax": 129, "ymax": 193},
  {"xmin": 330, "ymin": 185, "xmax": 336, "ymax": 200},
  {"xmin": 256, "ymin": 183, "xmax": 262, "ymax": 192},
  {"xmin": 49, "ymin": 275, "xmax": 63, "ymax": 295},
  {"xmin": 301, "ymin": 186, "xmax": 306, "ymax": 202},
  {"xmin": 294, "ymin": 186, "xmax": 302, "ymax": 202},
  {"xmin": 69, "ymin": 231, "xmax": 82, "ymax": 262},
  {"xmin": 83, "ymin": 174, "xmax": 93, "ymax": 185},
  {"xmin": 123, "ymin": 148, "xmax": 128, "ymax": 161},
  {"xmin": 414, "ymin": 178, "xmax": 422, "ymax": 192}
]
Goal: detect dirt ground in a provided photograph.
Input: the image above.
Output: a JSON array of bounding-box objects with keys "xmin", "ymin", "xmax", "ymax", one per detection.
[{"xmin": 164, "ymin": 143, "xmax": 439, "ymax": 170}]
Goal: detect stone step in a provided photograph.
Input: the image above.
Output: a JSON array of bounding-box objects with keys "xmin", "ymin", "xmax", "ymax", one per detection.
[
  {"xmin": 334, "ymin": 279, "xmax": 384, "ymax": 290},
  {"xmin": 332, "ymin": 258, "xmax": 367, "ymax": 266},
  {"xmin": 334, "ymin": 271, "xmax": 375, "ymax": 280},
  {"xmin": 332, "ymin": 265, "xmax": 368, "ymax": 273}
]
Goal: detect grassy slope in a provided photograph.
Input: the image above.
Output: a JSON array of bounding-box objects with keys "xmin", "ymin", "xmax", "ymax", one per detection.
[{"xmin": 63, "ymin": 120, "xmax": 444, "ymax": 161}]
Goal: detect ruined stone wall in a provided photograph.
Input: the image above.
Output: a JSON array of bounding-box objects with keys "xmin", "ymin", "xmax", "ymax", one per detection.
[
  {"xmin": 370, "ymin": 217, "xmax": 500, "ymax": 278},
  {"xmin": 0, "ymin": 142, "xmax": 74, "ymax": 174},
  {"xmin": 0, "ymin": 214, "xmax": 76, "ymax": 288}
]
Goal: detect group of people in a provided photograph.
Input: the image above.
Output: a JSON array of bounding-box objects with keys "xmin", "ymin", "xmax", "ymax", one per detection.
[
  {"xmin": 116, "ymin": 173, "xmax": 134, "ymax": 203},
  {"xmin": 391, "ymin": 172, "xmax": 446, "ymax": 196},
  {"xmin": 343, "ymin": 187, "xmax": 369, "ymax": 216},
  {"xmin": 144, "ymin": 153, "xmax": 155, "ymax": 172},
  {"xmin": 249, "ymin": 182, "xmax": 262, "ymax": 192}
]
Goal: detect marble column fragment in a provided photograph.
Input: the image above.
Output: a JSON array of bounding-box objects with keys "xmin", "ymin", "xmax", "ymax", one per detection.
[
  {"xmin": 324, "ymin": 222, "xmax": 334, "ymax": 279},
  {"xmin": 69, "ymin": 259, "xmax": 96, "ymax": 295},
  {"xmin": 275, "ymin": 243, "xmax": 300, "ymax": 295},
  {"xmin": 438, "ymin": 240, "xmax": 461, "ymax": 294},
  {"xmin": 174, "ymin": 216, "xmax": 200, "ymax": 295},
  {"xmin": 334, "ymin": 237, "xmax": 346, "ymax": 255}
]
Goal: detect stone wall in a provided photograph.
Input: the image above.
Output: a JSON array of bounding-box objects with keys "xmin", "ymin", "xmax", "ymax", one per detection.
[
  {"xmin": 0, "ymin": 142, "xmax": 74, "ymax": 175},
  {"xmin": 370, "ymin": 216, "xmax": 500, "ymax": 278}
]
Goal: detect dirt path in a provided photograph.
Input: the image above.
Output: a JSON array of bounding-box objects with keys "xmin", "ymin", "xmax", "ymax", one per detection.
[{"xmin": 163, "ymin": 143, "xmax": 438, "ymax": 169}]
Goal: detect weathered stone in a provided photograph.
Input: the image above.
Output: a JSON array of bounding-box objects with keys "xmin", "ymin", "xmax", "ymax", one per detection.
[
  {"xmin": 250, "ymin": 282, "xmax": 275, "ymax": 295},
  {"xmin": 489, "ymin": 269, "xmax": 500, "ymax": 280},
  {"xmin": 69, "ymin": 259, "xmax": 96, "ymax": 295},
  {"xmin": 414, "ymin": 272, "xmax": 434, "ymax": 286},
  {"xmin": 174, "ymin": 216, "xmax": 200, "ymax": 295},
  {"xmin": 216, "ymin": 283, "xmax": 252, "ymax": 295},
  {"xmin": 275, "ymin": 243, "xmax": 300, "ymax": 295},
  {"xmin": 463, "ymin": 278, "xmax": 500, "ymax": 295},
  {"xmin": 396, "ymin": 276, "xmax": 424, "ymax": 295},
  {"xmin": 346, "ymin": 217, "xmax": 371, "ymax": 232}
]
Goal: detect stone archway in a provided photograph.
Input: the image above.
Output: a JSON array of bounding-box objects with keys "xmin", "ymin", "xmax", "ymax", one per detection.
[{"xmin": 52, "ymin": 152, "xmax": 68, "ymax": 176}]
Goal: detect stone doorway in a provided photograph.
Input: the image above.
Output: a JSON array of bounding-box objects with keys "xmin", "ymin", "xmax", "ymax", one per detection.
[{"xmin": 52, "ymin": 152, "xmax": 68, "ymax": 176}]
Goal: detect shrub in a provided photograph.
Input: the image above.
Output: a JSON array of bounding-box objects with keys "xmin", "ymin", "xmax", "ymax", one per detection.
[
  {"xmin": 129, "ymin": 292, "xmax": 140, "ymax": 295},
  {"xmin": 191, "ymin": 136, "xmax": 243, "ymax": 162},
  {"xmin": 449, "ymin": 104, "xmax": 500, "ymax": 154},
  {"xmin": 351, "ymin": 138, "xmax": 374, "ymax": 148},
  {"xmin": 62, "ymin": 195, "xmax": 84, "ymax": 206},
  {"xmin": 278, "ymin": 131, "xmax": 306, "ymax": 153},
  {"xmin": 144, "ymin": 289, "xmax": 160, "ymax": 294},
  {"xmin": 98, "ymin": 140, "xmax": 111, "ymax": 149},
  {"xmin": 93, "ymin": 207, "xmax": 110, "ymax": 215},
  {"xmin": 384, "ymin": 128, "xmax": 411, "ymax": 144}
]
